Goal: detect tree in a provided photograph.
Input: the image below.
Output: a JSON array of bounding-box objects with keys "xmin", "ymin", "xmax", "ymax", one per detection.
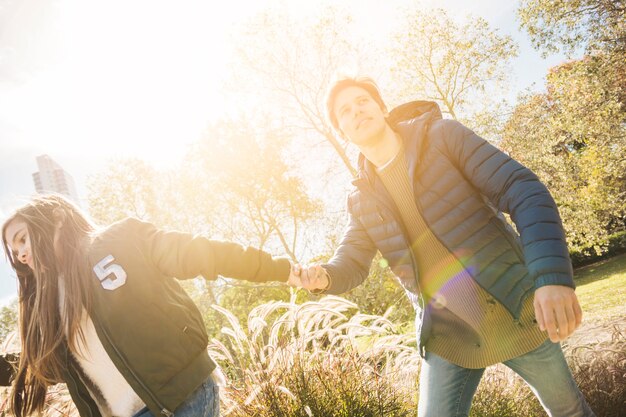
[
  {"xmin": 183, "ymin": 116, "xmax": 323, "ymax": 261},
  {"xmin": 501, "ymin": 56, "xmax": 626, "ymax": 254},
  {"xmin": 516, "ymin": 0, "xmax": 626, "ymax": 256},
  {"xmin": 389, "ymin": 8, "xmax": 518, "ymax": 139},
  {"xmin": 518, "ymin": 0, "xmax": 626, "ymax": 58},
  {"xmin": 518, "ymin": 0, "xmax": 625, "ymax": 124},
  {"xmin": 86, "ymin": 155, "xmax": 226, "ymax": 233},
  {"xmin": 0, "ymin": 299, "xmax": 17, "ymax": 345},
  {"xmin": 86, "ymin": 113, "xmax": 325, "ymax": 328},
  {"xmin": 87, "ymin": 158, "xmax": 160, "ymax": 225},
  {"xmin": 177, "ymin": 115, "xmax": 325, "ymax": 326},
  {"xmin": 225, "ymin": 3, "xmax": 380, "ymax": 178}
]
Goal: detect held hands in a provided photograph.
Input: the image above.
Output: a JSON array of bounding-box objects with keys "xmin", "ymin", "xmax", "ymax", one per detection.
[
  {"xmin": 534, "ymin": 285, "xmax": 583, "ymax": 342},
  {"xmin": 287, "ymin": 263, "xmax": 330, "ymax": 292},
  {"xmin": 287, "ymin": 263, "xmax": 303, "ymax": 287}
]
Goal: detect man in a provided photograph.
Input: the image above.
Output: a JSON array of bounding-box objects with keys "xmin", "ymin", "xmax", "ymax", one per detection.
[{"xmin": 297, "ymin": 76, "xmax": 595, "ymax": 416}]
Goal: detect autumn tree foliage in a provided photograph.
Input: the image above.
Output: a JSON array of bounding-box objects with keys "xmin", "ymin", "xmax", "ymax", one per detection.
[
  {"xmin": 518, "ymin": 0, "xmax": 626, "ymax": 58},
  {"xmin": 501, "ymin": 56, "xmax": 626, "ymax": 254},
  {"xmin": 508, "ymin": 0, "xmax": 626, "ymax": 255},
  {"xmin": 389, "ymin": 8, "xmax": 518, "ymax": 140}
]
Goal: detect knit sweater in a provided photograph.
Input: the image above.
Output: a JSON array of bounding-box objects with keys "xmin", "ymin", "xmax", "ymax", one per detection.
[{"xmin": 377, "ymin": 147, "xmax": 546, "ymax": 368}]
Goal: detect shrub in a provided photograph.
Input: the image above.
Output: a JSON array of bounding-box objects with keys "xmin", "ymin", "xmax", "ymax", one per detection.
[{"xmin": 571, "ymin": 231, "xmax": 626, "ymax": 268}]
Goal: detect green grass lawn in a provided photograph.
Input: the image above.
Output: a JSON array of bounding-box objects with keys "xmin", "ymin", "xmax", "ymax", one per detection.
[{"xmin": 573, "ymin": 252, "xmax": 626, "ymax": 319}]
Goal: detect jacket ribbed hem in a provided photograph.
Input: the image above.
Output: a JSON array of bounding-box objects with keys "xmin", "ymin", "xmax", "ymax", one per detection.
[{"xmin": 147, "ymin": 350, "xmax": 216, "ymax": 415}]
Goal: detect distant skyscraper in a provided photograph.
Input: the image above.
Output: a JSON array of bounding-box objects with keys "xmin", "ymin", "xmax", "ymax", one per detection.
[{"xmin": 32, "ymin": 154, "xmax": 80, "ymax": 203}]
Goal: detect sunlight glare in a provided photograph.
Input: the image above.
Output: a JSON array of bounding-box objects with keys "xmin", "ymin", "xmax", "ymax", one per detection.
[{"xmin": 6, "ymin": 0, "xmax": 268, "ymax": 168}]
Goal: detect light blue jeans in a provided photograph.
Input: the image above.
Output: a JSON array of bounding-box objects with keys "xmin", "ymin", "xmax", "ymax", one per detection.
[
  {"xmin": 132, "ymin": 376, "xmax": 219, "ymax": 417},
  {"xmin": 418, "ymin": 339, "xmax": 595, "ymax": 417}
]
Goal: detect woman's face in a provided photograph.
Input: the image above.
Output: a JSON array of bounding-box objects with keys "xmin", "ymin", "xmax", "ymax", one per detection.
[{"xmin": 4, "ymin": 218, "xmax": 34, "ymax": 270}]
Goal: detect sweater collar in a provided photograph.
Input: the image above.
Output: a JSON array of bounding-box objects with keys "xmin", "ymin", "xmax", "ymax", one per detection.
[{"xmin": 353, "ymin": 100, "xmax": 442, "ymax": 190}]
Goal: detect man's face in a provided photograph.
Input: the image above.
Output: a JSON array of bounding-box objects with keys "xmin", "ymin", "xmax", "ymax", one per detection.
[{"xmin": 333, "ymin": 86, "xmax": 387, "ymax": 147}]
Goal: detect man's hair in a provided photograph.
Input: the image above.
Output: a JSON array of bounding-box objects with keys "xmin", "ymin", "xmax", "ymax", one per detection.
[{"xmin": 325, "ymin": 75, "xmax": 387, "ymax": 134}]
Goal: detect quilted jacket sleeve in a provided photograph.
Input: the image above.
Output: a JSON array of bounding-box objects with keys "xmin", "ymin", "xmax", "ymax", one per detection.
[
  {"xmin": 127, "ymin": 218, "xmax": 291, "ymax": 283},
  {"xmin": 439, "ymin": 119, "xmax": 574, "ymax": 289},
  {"xmin": 322, "ymin": 197, "xmax": 378, "ymax": 294}
]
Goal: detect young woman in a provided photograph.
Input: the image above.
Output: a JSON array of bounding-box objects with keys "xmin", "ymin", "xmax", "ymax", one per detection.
[{"xmin": 1, "ymin": 194, "xmax": 298, "ymax": 417}]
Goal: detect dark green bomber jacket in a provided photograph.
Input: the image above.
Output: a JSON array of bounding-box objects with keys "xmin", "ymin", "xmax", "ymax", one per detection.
[{"xmin": 63, "ymin": 217, "xmax": 291, "ymax": 417}]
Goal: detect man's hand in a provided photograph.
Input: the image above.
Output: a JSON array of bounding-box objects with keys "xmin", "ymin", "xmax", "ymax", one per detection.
[
  {"xmin": 534, "ymin": 285, "xmax": 583, "ymax": 342},
  {"xmin": 287, "ymin": 263, "xmax": 303, "ymax": 287},
  {"xmin": 300, "ymin": 264, "xmax": 330, "ymax": 292}
]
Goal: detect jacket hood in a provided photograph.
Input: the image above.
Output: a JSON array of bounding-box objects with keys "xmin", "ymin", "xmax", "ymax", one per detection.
[
  {"xmin": 355, "ymin": 100, "xmax": 442, "ymax": 186},
  {"xmin": 387, "ymin": 100, "xmax": 442, "ymax": 128}
]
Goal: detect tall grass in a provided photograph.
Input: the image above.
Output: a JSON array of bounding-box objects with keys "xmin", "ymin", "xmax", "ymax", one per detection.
[
  {"xmin": 210, "ymin": 294, "xmax": 625, "ymax": 417},
  {"xmin": 209, "ymin": 295, "xmax": 419, "ymax": 416},
  {"xmin": 0, "ymin": 295, "xmax": 623, "ymax": 416}
]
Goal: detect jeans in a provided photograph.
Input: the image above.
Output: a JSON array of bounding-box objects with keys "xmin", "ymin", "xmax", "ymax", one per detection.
[
  {"xmin": 418, "ymin": 339, "xmax": 595, "ymax": 417},
  {"xmin": 132, "ymin": 376, "xmax": 219, "ymax": 417}
]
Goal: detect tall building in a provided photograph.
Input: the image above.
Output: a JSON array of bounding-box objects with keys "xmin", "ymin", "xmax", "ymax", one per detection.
[{"xmin": 32, "ymin": 154, "xmax": 80, "ymax": 203}]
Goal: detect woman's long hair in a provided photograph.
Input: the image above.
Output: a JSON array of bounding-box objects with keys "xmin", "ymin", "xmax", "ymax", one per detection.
[{"xmin": 1, "ymin": 194, "xmax": 95, "ymax": 416}]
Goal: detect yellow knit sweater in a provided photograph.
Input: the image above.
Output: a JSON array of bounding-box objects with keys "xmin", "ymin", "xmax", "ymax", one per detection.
[{"xmin": 377, "ymin": 148, "xmax": 546, "ymax": 368}]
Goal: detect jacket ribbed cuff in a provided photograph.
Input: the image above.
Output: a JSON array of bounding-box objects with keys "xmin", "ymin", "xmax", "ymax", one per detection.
[
  {"xmin": 318, "ymin": 263, "xmax": 341, "ymax": 294},
  {"xmin": 534, "ymin": 273, "xmax": 575, "ymax": 289},
  {"xmin": 275, "ymin": 258, "xmax": 293, "ymax": 282}
]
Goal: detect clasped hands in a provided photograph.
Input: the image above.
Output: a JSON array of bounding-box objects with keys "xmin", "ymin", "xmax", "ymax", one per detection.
[{"xmin": 287, "ymin": 263, "xmax": 329, "ymax": 292}]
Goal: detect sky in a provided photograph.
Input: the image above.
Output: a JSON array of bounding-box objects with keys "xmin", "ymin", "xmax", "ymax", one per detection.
[{"xmin": 0, "ymin": 0, "xmax": 571, "ymax": 304}]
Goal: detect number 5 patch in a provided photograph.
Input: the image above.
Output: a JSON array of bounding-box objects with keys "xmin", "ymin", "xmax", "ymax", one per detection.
[{"xmin": 93, "ymin": 255, "xmax": 127, "ymax": 290}]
